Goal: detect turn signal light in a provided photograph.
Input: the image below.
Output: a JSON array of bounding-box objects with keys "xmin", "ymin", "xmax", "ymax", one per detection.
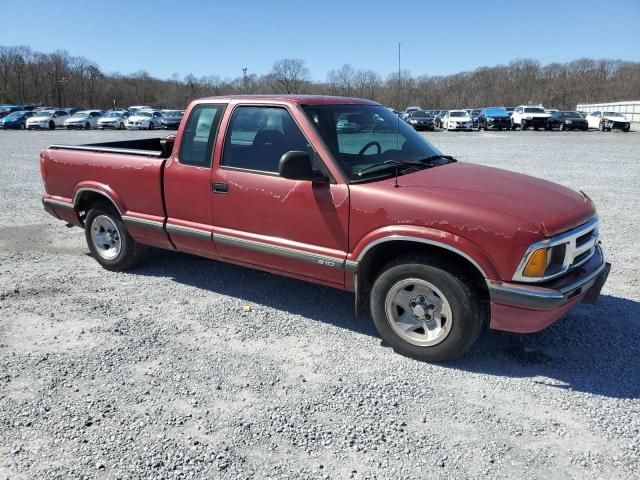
[{"xmin": 522, "ymin": 248, "xmax": 549, "ymax": 278}]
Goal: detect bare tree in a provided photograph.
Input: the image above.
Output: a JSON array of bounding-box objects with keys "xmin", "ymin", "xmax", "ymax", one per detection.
[{"xmin": 269, "ymin": 58, "xmax": 309, "ymax": 94}]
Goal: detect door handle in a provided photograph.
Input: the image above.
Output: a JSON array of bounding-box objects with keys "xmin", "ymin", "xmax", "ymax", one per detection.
[{"xmin": 212, "ymin": 182, "xmax": 229, "ymax": 194}]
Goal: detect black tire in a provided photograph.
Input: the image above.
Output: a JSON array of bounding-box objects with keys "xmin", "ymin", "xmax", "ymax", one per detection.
[
  {"xmin": 148, "ymin": 122, "xmax": 154, "ymax": 130},
  {"xmin": 599, "ymin": 121, "xmax": 606, "ymax": 132},
  {"xmin": 559, "ymin": 122, "xmax": 565, "ymax": 131},
  {"xmin": 85, "ymin": 204, "xmax": 147, "ymax": 271},
  {"xmin": 369, "ymin": 254, "xmax": 484, "ymax": 363},
  {"xmin": 623, "ymin": 124, "xmax": 630, "ymax": 132},
  {"xmin": 19, "ymin": 122, "xmax": 25, "ymax": 130},
  {"xmin": 119, "ymin": 122, "xmax": 125, "ymax": 130},
  {"xmin": 49, "ymin": 121, "xmax": 55, "ymax": 130},
  {"xmin": 520, "ymin": 120, "xmax": 527, "ymax": 131},
  {"xmin": 84, "ymin": 122, "xmax": 90, "ymax": 130}
]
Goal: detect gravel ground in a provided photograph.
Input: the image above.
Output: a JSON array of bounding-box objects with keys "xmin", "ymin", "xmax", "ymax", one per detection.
[{"xmin": 0, "ymin": 128, "xmax": 639, "ymax": 479}]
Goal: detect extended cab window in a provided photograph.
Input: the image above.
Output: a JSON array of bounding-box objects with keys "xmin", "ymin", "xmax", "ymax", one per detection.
[
  {"xmin": 179, "ymin": 105, "xmax": 224, "ymax": 167},
  {"xmin": 221, "ymin": 106, "xmax": 313, "ymax": 173}
]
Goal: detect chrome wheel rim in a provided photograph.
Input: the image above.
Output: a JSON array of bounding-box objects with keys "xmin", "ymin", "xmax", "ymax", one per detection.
[
  {"xmin": 90, "ymin": 215, "xmax": 121, "ymax": 260},
  {"xmin": 385, "ymin": 278, "xmax": 453, "ymax": 347}
]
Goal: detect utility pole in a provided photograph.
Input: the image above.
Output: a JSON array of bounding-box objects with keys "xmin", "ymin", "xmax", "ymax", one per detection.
[{"xmin": 398, "ymin": 43, "xmax": 402, "ymax": 110}]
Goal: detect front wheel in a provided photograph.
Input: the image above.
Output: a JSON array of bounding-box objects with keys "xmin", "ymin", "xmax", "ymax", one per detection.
[
  {"xmin": 148, "ymin": 122, "xmax": 154, "ymax": 130},
  {"xmin": 370, "ymin": 254, "xmax": 484, "ymax": 362},
  {"xmin": 85, "ymin": 205, "xmax": 146, "ymax": 271},
  {"xmin": 520, "ymin": 120, "xmax": 527, "ymax": 131},
  {"xmin": 49, "ymin": 121, "xmax": 55, "ymax": 130},
  {"xmin": 119, "ymin": 122, "xmax": 125, "ymax": 130}
]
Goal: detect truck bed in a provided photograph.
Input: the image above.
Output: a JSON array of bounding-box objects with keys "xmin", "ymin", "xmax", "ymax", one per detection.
[{"xmin": 41, "ymin": 137, "xmax": 173, "ymax": 235}]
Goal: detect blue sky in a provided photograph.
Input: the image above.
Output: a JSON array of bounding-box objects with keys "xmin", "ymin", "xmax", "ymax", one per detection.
[{"xmin": 1, "ymin": 0, "xmax": 638, "ymax": 81}]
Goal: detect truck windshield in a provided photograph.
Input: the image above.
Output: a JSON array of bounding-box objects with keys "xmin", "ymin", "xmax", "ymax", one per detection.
[{"xmin": 301, "ymin": 104, "xmax": 445, "ymax": 182}]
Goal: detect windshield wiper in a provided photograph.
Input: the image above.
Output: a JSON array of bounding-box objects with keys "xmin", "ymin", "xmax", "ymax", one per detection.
[
  {"xmin": 355, "ymin": 159, "xmax": 432, "ymax": 177},
  {"xmin": 416, "ymin": 154, "xmax": 457, "ymax": 163}
]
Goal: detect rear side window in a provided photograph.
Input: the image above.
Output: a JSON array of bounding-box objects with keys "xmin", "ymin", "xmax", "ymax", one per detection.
[
  {"xmin": 221, "ymin": 106, "xmax": 313, "ymax": 173},
  {"xmin": 179, "ymin": 105, "xmax": 225, "ymax": 167}
]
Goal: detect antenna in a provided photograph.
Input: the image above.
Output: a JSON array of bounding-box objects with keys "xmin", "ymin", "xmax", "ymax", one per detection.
[{"xmin": 395, "ymin": 42, "xmax": 401, "ymax": 188}]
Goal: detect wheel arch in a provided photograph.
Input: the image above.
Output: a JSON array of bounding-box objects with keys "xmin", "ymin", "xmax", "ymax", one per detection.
[
  {"xmin": 73, "ymin": 185, "xmax": 124, "ymax": 225},
  {"xmin": 352, "ymin": 236, "xmax": 494, "ymax": 316}
]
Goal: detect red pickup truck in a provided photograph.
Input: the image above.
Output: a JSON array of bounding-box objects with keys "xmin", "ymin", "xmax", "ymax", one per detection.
[{"xmin": 40, "ymin": 95, "xmax": 610, "ymax": 362}]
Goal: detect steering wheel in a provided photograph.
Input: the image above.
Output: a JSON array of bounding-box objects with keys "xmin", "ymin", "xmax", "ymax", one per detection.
[{"xmin": 358, "ymin": 141, "xmax": 382, "ymax": 156}]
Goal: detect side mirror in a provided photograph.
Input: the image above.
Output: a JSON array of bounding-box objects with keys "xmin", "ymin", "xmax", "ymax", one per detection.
[{"xmin": 278, "ymin": 151, "xmax": 327, "ymax": 183}]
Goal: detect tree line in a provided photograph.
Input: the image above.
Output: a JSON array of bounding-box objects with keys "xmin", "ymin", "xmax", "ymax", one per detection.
[{"xmin": 1, "ymin": 45, "xmax": 639, "ymax": 111}]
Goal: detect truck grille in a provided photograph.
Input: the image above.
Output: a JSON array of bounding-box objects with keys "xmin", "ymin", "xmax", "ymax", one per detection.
[{"xmin": 568, "ymin": 223, "xmax": 598, "ymax": 269}]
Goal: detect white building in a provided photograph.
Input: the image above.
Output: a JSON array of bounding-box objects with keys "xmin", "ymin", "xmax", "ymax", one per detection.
[{"xmin": 576, "ymin": 100, "xmax": 640, "ymax": 123}]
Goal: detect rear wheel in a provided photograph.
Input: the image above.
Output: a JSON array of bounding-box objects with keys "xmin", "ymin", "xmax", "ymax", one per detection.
[
  {"xmin": 599, "ymin": 121, "xmax": 606, "ymax": 132},
  {"xmin": 19, "ymin": 122, "xmax": 25, "ymax": 130},
  {"xmin": 623, "ymin": 124, "xmax": 630, "ymax": 132},
  {"xmin": 370, "ymin": 254, "xmax": 484, "ymax": 362},
  {"xmin": 520, "ymin": 120, "xmax": 527, "ymax": 131},
  {"xmin": 48, "ymin": 121, "xmax": 55, "ymax": 130},
  {"xmin": 85, "ymin": 204, "xmax": 147, "ymax": 271}
]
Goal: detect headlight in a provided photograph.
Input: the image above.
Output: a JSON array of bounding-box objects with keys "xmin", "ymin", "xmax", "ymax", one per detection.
[
  {"xmin": 525, "ymin": 116, "xmax": 533, "ymax": 120},
  {"xmin": 487, "ymin": 117, "xmax": 494, "ymax": 121},
  {"xmin": 566, "ymin": 120, "xmax": 573, "ymax": 124},
  {"xmin": 520, "ymin": 243, "xmax": 569, "ymax": 279}
]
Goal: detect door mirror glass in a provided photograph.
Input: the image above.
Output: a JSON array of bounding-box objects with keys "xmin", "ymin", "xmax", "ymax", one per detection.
[{"xmin": 278, "ymin": 151, "xmax": 326, "ymax": 182}]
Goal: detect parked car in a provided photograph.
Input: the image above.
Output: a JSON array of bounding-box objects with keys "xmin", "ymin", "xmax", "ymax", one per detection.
[
  {"xmin": 97, "ymin": 110, "xmax": 130, "ymax": 130},
  {"xmin": 40, "ymin": 94, "xmax": 610, "ymax": 363},
  {"xmin": 504, "ymin": 107, "xmax": 515, "ymax": 117},
  {"xmin": 0, "ymin": 110, "xmax": 35, "ymax": 129},
  {"xmin": 26, "ymin": 109, "xmax": 69, "ymax": 130},
  {"xmin": 469, "ymin": 109, "xmax": 482, "ymax": 128},
  {"xmin": 547, "ymin": 111, "xmax": 589, "ymax": 131},
  {"xmin": 159, "ymin": 110, "xmax": 184, "ymax": 129},
  {"xmin": 586, "ymin": 111, "xmax": 631, "ymax": 132},
  {"xmin": 443, "ymin": 110, "xmax": 473, "ymax": 131},
  {"xmin": 511, "ymin": 106, "xmax": 551, "ymax": 130},
  {"xmin": 405, "ymin": 110, "xmax": 435, "ymax": 131},
  {"xmin": 545, "ymin": 109, "xmax": 559, "ymax": 114},
  {"xmin": 434, "ymin": 110, "xmax": 448, "ymax": 129},
  {"xmin": 126, "ymin": 110, "xmax": 163, "ymax": 130},
  {"xmin": 0, "ymin": 105, "xmax": 24, "ymax": 119},
  {"xmin": 64, "ymin": 110, "xmax": 104, "ymax": 129},
  {"xmin": 477, "ymin": 107, "xmax": 512, "ymax": 131},
  {"xmin": 128, "ymin": 105, "xmax": 153, "ymax": 114},
  {"xmin": 401, "ymin": 106, "xmax": 422, "ymax": 121}
]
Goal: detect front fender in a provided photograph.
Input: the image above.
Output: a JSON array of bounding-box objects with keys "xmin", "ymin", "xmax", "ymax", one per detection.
[{"xmin": 347, "ymin": 225, "xmax": 499, "ymax": 280}]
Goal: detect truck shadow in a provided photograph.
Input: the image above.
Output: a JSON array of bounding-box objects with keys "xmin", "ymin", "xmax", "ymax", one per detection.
[{"xmin": 134, "ymin": 250, "xmax": 640, "ymax": 400}]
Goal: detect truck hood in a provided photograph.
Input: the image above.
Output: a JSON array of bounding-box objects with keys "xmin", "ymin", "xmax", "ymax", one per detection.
[{"xmin": 397, "ymin": 162, "xmax": 595, "ymax": 237}]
